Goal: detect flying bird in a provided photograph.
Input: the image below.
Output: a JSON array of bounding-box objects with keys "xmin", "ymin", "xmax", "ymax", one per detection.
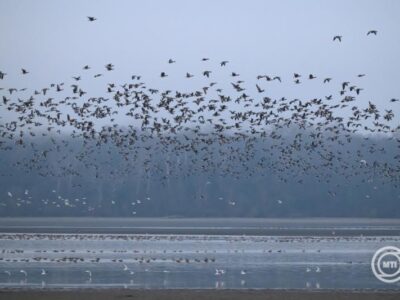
[
  {"xmin": 87, "ymin": 16, "xmax": 97, "ymax": 22},
  {"xmin": 203, "ymin": 71, "xmax": 211, "ymax": 78},
  {"xmin": 105, "ymin": 63, "xmax": 114, "ymax": 71},
  {"xmin": 333, "ymin": 35, "xmax": 342, "ymax": 42},
  {"xmin": 367, "ymin": 30, "xmax": 377, "ymax": 36},
  {"xmin": 256, "ymin": 84, "xmax": 264, "ymax": 93},
  {"xmin": 215, "ymin": 269, "xmax": 226, "ymax": 276}
]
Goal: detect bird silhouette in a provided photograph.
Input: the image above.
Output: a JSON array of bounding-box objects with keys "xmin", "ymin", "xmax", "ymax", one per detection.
[
  {"xmin": 333, "ymin": 35, "xmax": 342, "ymax": 42},
  {"xmin": 256, "ymin": 84, "xmax": 264, "ymax": 93}
]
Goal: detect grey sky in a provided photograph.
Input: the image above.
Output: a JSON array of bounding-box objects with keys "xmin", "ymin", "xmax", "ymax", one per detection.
[{"xmin": 0, "ymin": 0, "xmax": 400, "ymax": 125}]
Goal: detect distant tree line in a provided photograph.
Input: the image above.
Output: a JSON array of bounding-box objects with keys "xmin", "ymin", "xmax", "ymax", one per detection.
[{"xmin": 0, "ymin": 131, "xmax": 399, "ymax": 218}]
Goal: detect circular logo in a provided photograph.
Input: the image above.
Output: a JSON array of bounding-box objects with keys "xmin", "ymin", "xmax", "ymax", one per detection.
[{"xmin": 371, "ymin": 246, "xmax": 400, "ymax": 283}]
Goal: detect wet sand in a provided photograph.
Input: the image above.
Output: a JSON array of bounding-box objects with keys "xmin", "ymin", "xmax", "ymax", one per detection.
[{"xmin": 0, "ymin": 289, "xmax": 399, "ymax": 300}]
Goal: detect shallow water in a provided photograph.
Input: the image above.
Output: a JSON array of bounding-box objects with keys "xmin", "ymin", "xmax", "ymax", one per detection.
[{"xmin": 1, "ymin": 233, "xmax": 400, "ymax": 290}]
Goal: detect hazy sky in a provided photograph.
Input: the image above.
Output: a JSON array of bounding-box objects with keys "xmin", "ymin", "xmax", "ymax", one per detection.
[{"xmin": 1, "ymin": 0, "xmax": 400, "ymax": 122}]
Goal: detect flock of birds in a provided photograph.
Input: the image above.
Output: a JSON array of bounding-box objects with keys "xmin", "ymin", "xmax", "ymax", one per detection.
[
  {"xmin": 333, "ymin": 29, "xmax": 378, "ymax": 42},
  {"xmin": 1, "ymin": 233, "xmax": 375, "ymax": 288},
  {"xmin": 0, "ymin": 19, "xmax": 399, "ymax": 205}
]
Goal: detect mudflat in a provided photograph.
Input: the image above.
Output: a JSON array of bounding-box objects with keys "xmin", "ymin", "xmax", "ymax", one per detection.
[{"xmin": 0, "ymin": 289, "xmax": 399, "ymax": 300}]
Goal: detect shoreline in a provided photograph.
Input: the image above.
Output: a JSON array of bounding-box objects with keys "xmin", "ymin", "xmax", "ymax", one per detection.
[
  {"xmin": 0, "ymin": 289, "xmax": 399, "ymax": 300},
  {"xmin": 1, "ymin": 217, "xmax": 399, "ymax": 236}
]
